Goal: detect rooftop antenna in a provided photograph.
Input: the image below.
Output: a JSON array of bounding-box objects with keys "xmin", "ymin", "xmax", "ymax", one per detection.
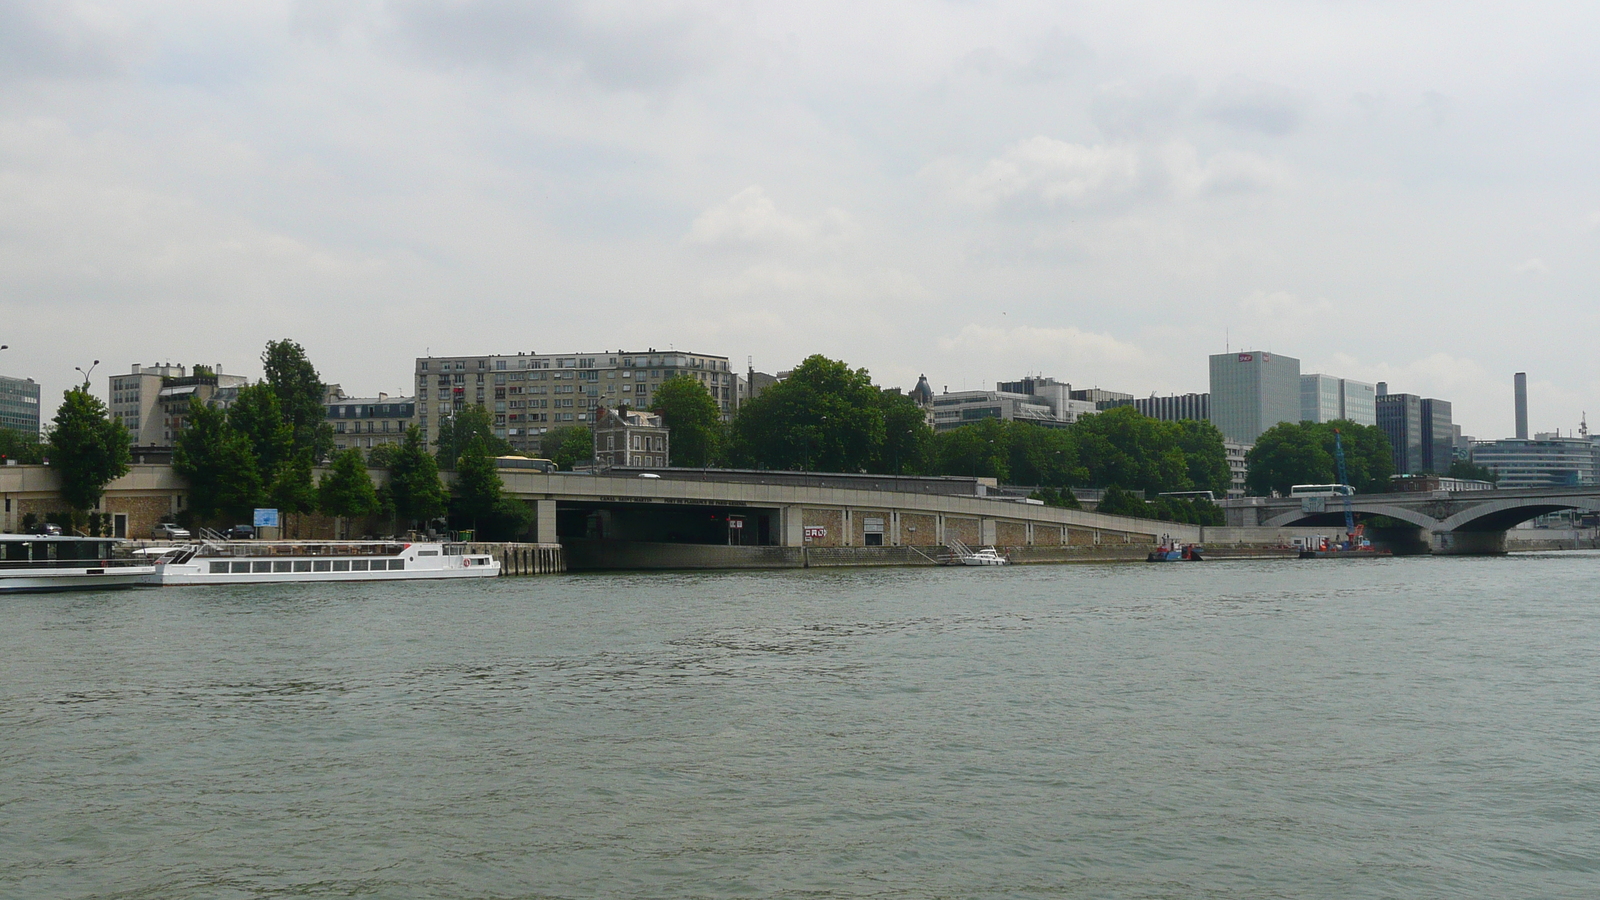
[{"xmin": 1583, "ymin": 413, "xmax": 1590, "ymax": 440}]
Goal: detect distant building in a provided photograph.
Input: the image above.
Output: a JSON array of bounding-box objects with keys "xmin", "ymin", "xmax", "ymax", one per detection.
[
  {"xmin": 1134, "ymin": 393, "xmax": 1209, "ymax": 422},
  {"xmin": 0, "ymin": 374, "xmax": 41, "ymax": 437},
  {"xmin": 1376, "ymin": 387, "xmax": 1453, "ymax": 475},
  {"xmin": 931, "ymin": 376, "xmax": 1095, "ymax": 432},
  {"xmin": 1472, "ymin": 436, "xmax": 1600, "ymax": 488},
  {"xmin": 416, "ymin": 349, "xmax": 735, "ymax": 456},
  {"xmin": 326, "ymin": 390, "xmax": 417, "ymax": 455},
  {"xmin": 110, "ymin": 364, "xmax": 249, "ymax": 446},
  {"xmin": 593, "ymin": 406, "xmax": 669, "ymax": 469},
  {"xmin": 1070, "ymin": 388, "xmax": 1135, "ymax": 410},
  {"xmin": 1208, "ymin": 351, "xmax": 1301, "ymax": 444},
  {"xmin": 1300, "ymin": 374, "xmax": 1377, "ymax": 426},
  {"xmin": 1224, "ymin": 440, "xmax": 1252, "ymax": 498}
]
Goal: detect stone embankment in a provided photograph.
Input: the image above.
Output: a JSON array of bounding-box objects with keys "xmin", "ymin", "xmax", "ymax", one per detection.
[{"xmin": 459, "ymin": 542, "xmax": 566, "ymax": 575}]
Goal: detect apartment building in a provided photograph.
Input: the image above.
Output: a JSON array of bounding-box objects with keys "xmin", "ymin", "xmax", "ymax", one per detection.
[
  {"xmin": 326, "ymin": 389, "xmax": 418, "ymax": 455},
  {"xmin": 110, "ymin": 364, "xmax": 249, "ymax": 445},
  {"xmin": 415, "ymin": 349, "xmax": 735, "ymax": 455}
]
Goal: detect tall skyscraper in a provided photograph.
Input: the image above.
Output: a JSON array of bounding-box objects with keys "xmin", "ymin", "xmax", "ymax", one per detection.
[
  {"xmin": 1377, "ymin": 390, "xmax": 1424, "ymax": 474},
  {"xmin": 1514, "ymin": 372, "xmax": 1529, "ymax": 439},
  {"xmin": 0, "ymin": 374, "xmax": 40, "ymax": 437},
  {"xmin": 1420, "ymin": 398, "xmax": 1453, "ymax": 473},
  {"xmin": 1300, "ymin": 374, "xmax": 1377, "ymax": 425},
  {"xmin": 1208, "ymin": 351, "xmax": 1301, "ymax": 443}
]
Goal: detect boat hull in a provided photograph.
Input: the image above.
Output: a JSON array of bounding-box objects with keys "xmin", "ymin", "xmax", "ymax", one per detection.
[
  {"xmin": 149, "ymin": 541, "xmax": 501, "ymax": 586},
  {"xmin": 0, "ymin": 567, "xmax": 157, "ymax": 593}
]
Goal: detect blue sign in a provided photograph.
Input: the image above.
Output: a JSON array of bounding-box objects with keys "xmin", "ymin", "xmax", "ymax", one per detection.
[{"xmin": 253, "ymin": 508, "xmax": 280, "ymax": 528}]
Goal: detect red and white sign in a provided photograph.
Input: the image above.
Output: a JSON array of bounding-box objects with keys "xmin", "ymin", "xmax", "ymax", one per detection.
[
  {"xmin": 803, "ymin": 526, "xmax": 826, "ymax": 540},
  {"xmin": 1237, "ymin": 353, "xmax": 1253, "ymax": 362},
  {"xmin": 728, "ymin": 517, "xmax": 744, "ymax": 529}
]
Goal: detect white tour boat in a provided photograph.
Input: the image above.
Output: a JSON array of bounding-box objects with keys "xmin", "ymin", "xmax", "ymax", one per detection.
[
  {"xmin": 959, "ymin": 547, "xmax": 1011, "ymax": 566},
  {"xmin": 148, "ymin": 540, "xmax": 500, "ymax": 585},
  {"xmin": 0, "ymin": 534, "xmax": 158, "ymax": 593}
]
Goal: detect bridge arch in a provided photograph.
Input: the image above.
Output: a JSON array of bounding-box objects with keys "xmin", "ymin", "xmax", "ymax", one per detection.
[
  {"xmin": 1438, "ymin": 496, "xmax": 1600, "ymax": 533},
  {"xmin": 1262, "ymin": 502, "xmax": 1441, "ymax": 531}
]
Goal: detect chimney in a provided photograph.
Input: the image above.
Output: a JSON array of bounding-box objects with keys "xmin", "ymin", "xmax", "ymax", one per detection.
[{"xmin": 1514, "ymin": 372, "xmax": 1528, "ymax": 440}]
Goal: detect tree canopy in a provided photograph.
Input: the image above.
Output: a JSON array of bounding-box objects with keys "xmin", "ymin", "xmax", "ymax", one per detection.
[
  {"xmin": 387, "ymin": 426, "xmax": 448, "ymax": 527},
  {"xmin": 541, "ymin": 425, "xmax": 593, "ymax": 471},
  {"xmin": 47, "ymin": 389, "xmax": 132, "ymax": 516},
  {"xmin": 263, "ymin": 339, "xmax": 334, "ymax": 462},
  {"xmin": 317, "ymin": 448, "xmax": 378, "ymax": 523},
  {"xmin": 727, "ymin": 355, "xmax": 928, "ymax": 474},
  {"xmin": 651, "ymin": 374, "xmax": 723, "ymax": 467},
  {"xmin": 0, "ymin": 427, "xmax": 45, "ymax": 465},
  {"xmin": 434, "ymin": 405, "xmax": 511, "ymax": 469},
  {"xmin": 1245, "ymin": 420, "xmax": 1393, "ymax": 496},
  {"xmin": 173, "ymin": 398, "xmax": 264, "ymax": 523}
]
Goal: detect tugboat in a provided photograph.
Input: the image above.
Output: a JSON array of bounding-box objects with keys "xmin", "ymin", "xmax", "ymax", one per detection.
[{"xmin": 1148, "ymin": 537, "xmax": 1204, "ymax": 562}]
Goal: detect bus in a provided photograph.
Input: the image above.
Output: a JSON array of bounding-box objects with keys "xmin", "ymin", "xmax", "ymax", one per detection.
[
  {"xmin": 1158, "ymin": 491, "xmax": 1215, "ymax": 502},
  {"xmin": 1289, "ymin": 484, "xmax": 1355, "ymax": 498},
  {"xmin": 495, "ymin": 456, "xmax": 557, "ymax": 473}
]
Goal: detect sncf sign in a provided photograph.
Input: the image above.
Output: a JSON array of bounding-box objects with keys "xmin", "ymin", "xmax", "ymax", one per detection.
[{"xmin": 1237, "ymin": 353, "xmax": 1253, "ymax": 362}]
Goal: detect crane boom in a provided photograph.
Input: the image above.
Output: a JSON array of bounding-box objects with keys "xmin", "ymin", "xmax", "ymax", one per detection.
[{"xmin": 1334, "ymin": 429, "xmax": 1355, "ymax": 548}]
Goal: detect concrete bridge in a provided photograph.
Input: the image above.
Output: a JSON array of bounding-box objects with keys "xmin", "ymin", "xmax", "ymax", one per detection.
[
  {"xmin": 499, "ymin": 468, "xmax": 1194, "ymax": 567},
  {"xmin": 1221, "ymin": 486, "xmax": 1600, "ymax": 554}
]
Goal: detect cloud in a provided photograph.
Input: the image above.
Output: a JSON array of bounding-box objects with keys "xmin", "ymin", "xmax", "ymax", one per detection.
[
  {"xmin": 928, "ymin": 137, "xmax": 1288, "ymax": 212},
  {"xmin": 0, "ymin": 0, "xmax": 130, "ymax": 80},
  {"xmin": 1515, "ymin": 257, "xmax": 1549, "ymax": 275},
  {"xmin": 384, "ymin": 0, "xmax": 717, "ymax": 89},
  {"xmin": 685, "ymin": 186, "xmax": 861, "ymax": 250},
  {"xmin": 1204, "ymin": 76, "xmax": 1305, "ymax": 136},
  {"xmin": 1091, "ymin": 78, "xmax": 1196, "ymax": 139},
  {"xmin": 936, "ymin": 324, "xmax": 1148, "ymax": 371}
]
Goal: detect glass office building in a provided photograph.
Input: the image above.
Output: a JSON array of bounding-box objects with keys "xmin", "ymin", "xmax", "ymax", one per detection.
[
  {"xmin": 0, "ymin": 375, "xmax": 40, "ymax": 436},
  {"xmin": 1209, "ymin": 351, "xmax": 1301, "ymax": 443},
  {"xmin": 1300, "ymin": 374, "xmax": 1377, "ymax": 426}
]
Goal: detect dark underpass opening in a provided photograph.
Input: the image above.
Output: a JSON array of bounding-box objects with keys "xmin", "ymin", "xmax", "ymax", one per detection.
[{"xmin": 555, "ymin": 501, "xmax": 776, "ymax": 547}]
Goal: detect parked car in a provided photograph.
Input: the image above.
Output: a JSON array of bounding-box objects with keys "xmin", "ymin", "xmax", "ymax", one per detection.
[
  {"xmin": 30, "ymin": 522, "xmax": 63, "ymax": 536},
  {"xmin": 224, "ymin": 524, "xmax": 257, "ymax": 540},
  {"xmin": 153, "ymin": 523, "xmax": 191, "ymax": 540}
]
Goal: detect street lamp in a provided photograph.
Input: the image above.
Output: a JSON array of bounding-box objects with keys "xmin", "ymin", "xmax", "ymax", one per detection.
[{"xmin": 74, "ymin": 359, "xmax": 99, "ymax": 391}]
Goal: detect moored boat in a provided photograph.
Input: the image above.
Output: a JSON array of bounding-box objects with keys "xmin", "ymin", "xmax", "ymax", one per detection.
[
  {"xmin": 0, "ymin": 534, "xmax": 158, "ymax": 593},
  {"xmin": 148, "ymin": 540, "xmax": 500, "ymax": 585}
]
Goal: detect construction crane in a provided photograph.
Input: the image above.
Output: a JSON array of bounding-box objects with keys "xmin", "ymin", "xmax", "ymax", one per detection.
[{"xmin": 1334, "ymin": 428, "xmax": 1356, "ymax": 549}]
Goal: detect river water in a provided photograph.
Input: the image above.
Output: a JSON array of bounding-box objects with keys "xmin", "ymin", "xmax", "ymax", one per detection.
[{"xmin": 4, "ymin": 554, "xmax": 1600, "ymax": 899}]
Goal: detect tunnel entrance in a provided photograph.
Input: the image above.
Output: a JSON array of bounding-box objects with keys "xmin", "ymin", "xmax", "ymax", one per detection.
[{"xmin": 555, "ymin": 501, "xmax": 777, "ymax": 546}]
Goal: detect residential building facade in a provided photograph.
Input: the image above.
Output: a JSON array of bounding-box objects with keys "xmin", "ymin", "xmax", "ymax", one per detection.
[
  {"xmin": 326, "ymin": 390, "xmax": 417, "ymax": 455},
  {"xmin": 415, "ymin": 349, "xmax": 735, "ymax": 456},
  {"xmin": 593, "ymin": 406, "xmax": 669, "ymax": 469},
  {"xmin": 0, "ymin": 374, "xmax": 41, "ymax": 436},
  {"xmin": 109, "ymin": 364, "xmax": 187, "ymax": 445},
  {"xmin": 1300, "ymin": 374, "xmax": 1377, "ymax": 426},
  {"xmin": 1208, "ymin": 351, "xmax": 1301, "ymax": 444}
]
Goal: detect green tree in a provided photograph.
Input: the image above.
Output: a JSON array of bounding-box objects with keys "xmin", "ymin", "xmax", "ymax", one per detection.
[
  {"xmin": 262, "ymin": 339, "xmax": 334, "ymax": 462},
  {"xmin": 1175, "ymin": 419, "xmax": 1231, "ymax": 495},
  {"xmin": 269, "ymin": 453, "xmax": 318, "ymax": 535},
  {"xmin": 1317, "ymin": 421, "xmax": 1393, "ymax": 494},
  {"xmin": 933, "ymin": 417, "xmax": 1011, "ymax": 481},
  {"xmin": 875, "ymin": 389, "xmax": 935, "ymax": 475},
  {"xmin": 388, "ymin": 426, "xmax": 448, "ymax": 528},
  {"xmin": 47, "ymin": 389, "xmax": 132, "ymax": 522},
  {"xmin": 1095, "ymin": 484, "xmax": 1149, "ymax": 518},
  {"xmin": 541, "ymin": 426, "xmax": 593, "ymax": 471},
  {"xmin": 434, "ymin": 405, "xmax": 511, "ymax": 469},
  {"xmin": 365, "ymin": 442, "xmax": 400, "ymax": 468},
  {"xmin": 1245, "ymin": 422, "xmax": 1334, "ymax": 496},
  {"xmin": 451, "ymin": 441, "xmax": 503, "ymax": 530},
  {"xmin": 1448, "ymin": 459, "xmax": 1498, "ymax": 484},
  {"xmin": 227, "ymin": 384, "xmax": 292, "ymax": 475},
  {"xmin": 0, "ymin": 428, "xmax": 46, "ymax": 464},
  {"xmin": 1004, "ymin": 422, "xmax": 1086, "ymax": 487},
  {"xmin": 726, "ymin": 355, "xmax": 887, "ymax": 472},
  {"xmin": 651, "ymin": 374, "xmax": 724, "ymax": 467},
  {"xmin": 173, "ymin": 398, "xmax": 264, "ymax": 523},
  {"xmin": 1074, "ymin": 406, "xmax": 1191, "ymax": 495},
  {"xmin": 317, "ymin": 448, "xmax": 378, "ymax": 535}
]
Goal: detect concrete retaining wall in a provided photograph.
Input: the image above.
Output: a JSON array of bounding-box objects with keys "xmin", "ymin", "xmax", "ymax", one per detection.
[{"xmin": 459, "ymin": 542, "xmax": 566, "ymax": 575}]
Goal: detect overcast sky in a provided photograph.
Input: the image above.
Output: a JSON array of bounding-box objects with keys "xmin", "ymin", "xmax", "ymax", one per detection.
[{"xmin": 4, "ymin": 0, "xmax": 1598, "ymax": 439}]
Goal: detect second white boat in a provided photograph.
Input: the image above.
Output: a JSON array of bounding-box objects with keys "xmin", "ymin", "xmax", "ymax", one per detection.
[{"xmin": 149, "ymin": 540, "xmax": 500, "ymax": 585}]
